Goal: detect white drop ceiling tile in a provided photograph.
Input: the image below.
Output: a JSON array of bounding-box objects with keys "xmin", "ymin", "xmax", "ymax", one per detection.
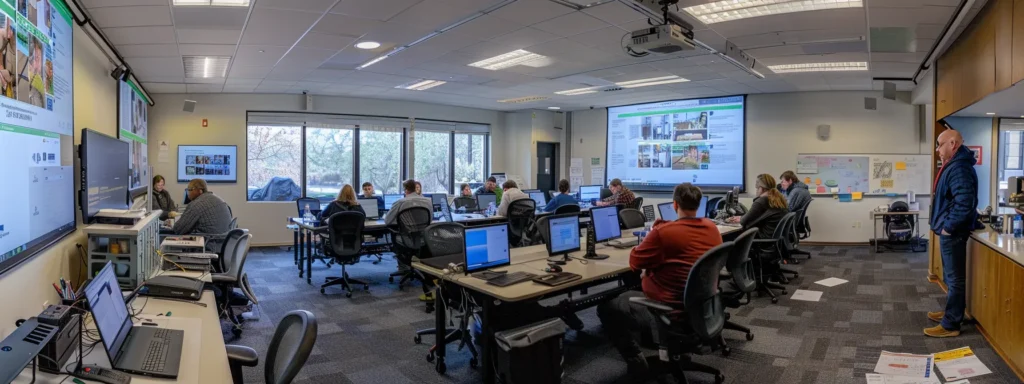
[
  {"xmin": 89, "ymin": 6, "xmax": 171, "ymax": 28},
  {"xmin": 184, "ymin": 77, "xmax": 226, "ymax": 84},
  {"xmin": 916, "ymin": 24, "xmax": 944, "ymax": 40},
  {"xmin": 293, "ymin": 81, "xmax": 333, "ymax": 91},
  {"xmin": 141, "ymin": 82, "xmax": 187, "ymax": 93},
  {"xmin": 676, "ymin": 71, "xmax": 725, "ymax": 82},
  {"xmin": 531, "ymin": 12, "xmax": 610, "ymax": 38},
  {"xmin": 266, "ymin": 67, "xmax": 314, "ymax": 81},
  {"xmin": 225, "ymin": 77, "xmax": 264, "ymax": 86},
  {"xmin": 566, "ymin": 26, "xmax": 630, "ymax": 51},
  {"xmin": 342, "ymin": 72, "xmax": 419, "ymax": 87},
  {"xmin": 387, "ymin": 0, "xmax": 472, "ymax": 30},
  {"xmin": 176, "ymin": 29, "xmax": 242, "ymax": 45},
  {"xmin": 259, "ymin": 80, "xmax": 298, "ymax": 88},
  {"xmin": 322, "ymin": 48, "xmax": 380, "ymax": 67},
  {"xmin": 186, "ymin": 83, "xmax": 224, "ymax": 93},
  {"xmin": 138, "ymin": 76, "xmax": 186, "ymax": 83},
  {"xmin": 330, "ymin": 0, "xmax": 419, "ymax": 21},
  {"xmin": 241, "ymin": 8, "xmax": 322, "ymax": 46},
  {"xmin": 443, "ymin": 15, "xmax": 523, "ymax": 42},
  {"xmin": 222, "ymin": 85, "xmax": 257, "ymax": 93},
  {"xmin": 82, "ymin": 0, "xmax": 166, "ymax": 7},
  {"xmin": 312, "ymin": 13, "xmax": 384, "ymax": 37},
  {"xmin": 489, "ymin": 0, "xmax": 573, "ymax": 26},
  {"xmin": 127, "ymin": 57, "xmax": 184, "ymax": 77},
  {"xmin": 298, "ymin": 33, "xmax": 356, "ymax": 51},
  {"xmin": 229, "ymin": 65, "xmax": 275, "ymax": 78},
  {"xmin": 178, "ymin": 44, "xmax": 237, "ymax": 56},
  {"xmin": 257, "ymin": 0, "xmax": 337, "ymax": 13},
  {"xmin": 413, "ymin": 32, "xmax": 483, "ymax": 55},
  {"xmin": 489, "ymin": 27, "xmax": 560, "ymax": 50},
  {"xmin": 582, "ymin": 1, "xmax": 645, "ymax": 25},
  {"xmin": 118, "ymin": 44, "xmax": 180, "ymax": 58},
  {"xmin": 172, "ymin": 6, "xmax": 248, "ymax": 29},
  {"xmin": 300, "ymin": 69, "xmax": 350, "ymax": 82},
  {"xmin": 359, "ymin": 23, "xmax": 435, "ymax": 47},
  {"xmin": 235, "ymin": 45, "xmax": 290, "ymax": 63},
  {"xmin": 455, "ymin": 41, "xmax": 524, "ymax": 62},
  {"xmin": 279, "ymin": 47, "xmax": 339, "ymax": 68},
  {"xmin": 103, "ymin": 26, "xmax": 177, "ymax": 45}
]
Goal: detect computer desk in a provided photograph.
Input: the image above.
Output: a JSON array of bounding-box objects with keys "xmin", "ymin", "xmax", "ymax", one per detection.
[
  {"xmin": 14, "ymin": 269, "xmax": 232, "ymax": 384},
  {"xmin": 413, "ymin": 225, "xmax": 741, "ymax": 383}
]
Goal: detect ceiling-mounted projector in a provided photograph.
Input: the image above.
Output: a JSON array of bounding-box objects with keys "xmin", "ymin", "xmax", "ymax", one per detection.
[{"xmin": 628, "ymin": 23, "xmax": 695, "ymax": 54}]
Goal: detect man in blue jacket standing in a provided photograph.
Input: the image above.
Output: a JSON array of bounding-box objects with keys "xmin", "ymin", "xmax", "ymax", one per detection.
[{"xmin": 927, "ymin": 129, "xmax": 978, "ymax": 338}]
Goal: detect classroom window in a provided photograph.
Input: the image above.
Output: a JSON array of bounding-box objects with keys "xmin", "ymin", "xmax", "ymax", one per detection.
[
  {"xmin": 415, "ymin": 130, "xmax": 451, "ymax": 194},
  {"xmin": 454, "ymin": 133, "xmax": 487, "ymax": 190},
  {"xmin": 246, "ymin": 125, "xmax": 302, "ymax": 201},
  {"xmin": 360, "ymin": 129, "xmax": 404, "ymax": 194},
  {"xmin": 305, "ymin": 126, "xmax": 355, "ymax": 202},
  {"xmin": 997, "ymin": 120, "xmax": 1024, "ymax": 204}
]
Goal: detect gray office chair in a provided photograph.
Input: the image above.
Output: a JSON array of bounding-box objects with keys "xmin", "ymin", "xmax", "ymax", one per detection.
[
  {"xmin": 507, "ymin": 199, "xmax": 538, "ymax": 247},
  {"xmin": 229, "ymin": 217, "xmax": 238, "ymax": 230},
  {"xmin": 414, "ymin": 222, "xmax": 479, "ymax": 367},
  {"xmin": 535, "ymin": 216, "xmax": 552, "ymax": 245},
  {"xmin": 321, "ymin": 211, "xmax": 369, "ymax": 297},
  {"xmin": 720, "ymin": 228, "xmax": 758, "ymax": 355},
  {"xmin": 791, "ymin": 199, "xmax": 813, "ymax": 258},
  {"xmin": 453, "ymin": 196, "xmax": 478, "ymax": 211},
  {"xmin": 629, "ymin": 242, "xmax": 734, "ymax": 384},
  {"xmin": 751, "ymin": 212, "xmax": 796, "ymax": 304},
  {"xmin": 618, "ymin": 208, "xmax": 646, "ymax": 230},
  {"xmin": 213, "ymin": 232, "xmax": 257, "ymax": 337},
  {"xmin": 226, "ymin": 310, "xmax": 318, "ymax": 384},
  {"xmin": 216, "ymin": 228, "xmax": 249, "ymax": 273},
  {"xmin": 388, "ymin": 206, "xmax": 432, "ymax": 290},
  {"xmin": 629, "ymin": 196, "xmax": 644, "ymax": 210}
]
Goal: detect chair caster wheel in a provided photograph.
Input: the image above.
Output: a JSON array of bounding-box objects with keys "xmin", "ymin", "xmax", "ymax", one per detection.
[
  {"xmin": 320, "ymin": 288, "xmax": 325, "ymax": 294},
  {"xmin": 435, "ymin": 359, "xmax": 446, "ymax": 375},
  {"xmin": 715, "ymin": 373, "xmax": 725, "ymax": 384},
  {"xmin": 771, "ymin": 297, "xmax": 779, "ymax": 304},
  {"xmin": 345, "ymin": 292, "xmax": 353, "ymax": 298},
  {"xmin": 414, "ymin": 335, "xmax": 422, "ymax": 344},
  {"xmin": 231, "ymin": 328, "xmax": 242, "ymax": 337},
  {"xmin": 722, "ymin": 347, "xmax": 730, "ymax": 356},
  {"xmin": 746, "ymin": 333, "xmax": 754, "ymax": 341},
  {"xmin": 470, "ymin": 357, "xmax": 478, "ymax": 368},
  {"xmin": 389, "ymin": 276, "xmax": 395, "ymax": 283},
  {"xmin": 794, "ymin": 274, "xmax": 799, "ymax": 278},
  {"xmin": 426, "ymin": 352, "xmax": 434, "ymax": 362}
]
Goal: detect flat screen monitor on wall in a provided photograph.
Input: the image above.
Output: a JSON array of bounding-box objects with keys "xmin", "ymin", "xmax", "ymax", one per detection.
[
  {"xmin": 118, "ymin": 80, "xmax": 149, "ymax": 192},
  {"xmin": 178, "ymin": 145, "xmax": 238, "ymax": 183},
  {"xmin": 605, "ymin": 96, "xmax": 746, "ymax": 192},
  {"xmin": 0, "ymin": 0, "xmax": 76, "ymax": 275},
  {"xmin": 80, "ymin": 129, "xmax": 130, "ymax": 223}
]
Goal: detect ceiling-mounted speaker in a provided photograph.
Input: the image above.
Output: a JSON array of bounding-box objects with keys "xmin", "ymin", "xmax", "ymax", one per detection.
[
  {"xmin": 183, "ymin": 99, "xmax": 196, "ymax": 113},
  {"xmin": 817, "ymin": 125, "xmax": 831, "ymax": 141},
  {"xmin": 882, "ymin": 81, "xmax": 896, "ymax": 100},
  {"xmin": 864, "ymin": 97, "xmax": 877, "ymax": 110}
]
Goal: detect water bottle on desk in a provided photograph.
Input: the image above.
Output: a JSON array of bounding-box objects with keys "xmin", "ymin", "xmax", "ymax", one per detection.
[
  {"xmin": 487, "ymin": 202, "xmax": 496, "ymax": 216},
  {"xmin": 1014, "ymin": 215, "xmax": 1022, "ymax": 238},
  {"xmin": 303, "ymin": 204, "xmax": 314, "ymax": 223}
]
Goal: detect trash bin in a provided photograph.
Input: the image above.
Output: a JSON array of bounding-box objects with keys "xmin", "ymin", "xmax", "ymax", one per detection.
[{"xmin": 494, "ymin": 318, "xmax": 567, "ymax": 384}]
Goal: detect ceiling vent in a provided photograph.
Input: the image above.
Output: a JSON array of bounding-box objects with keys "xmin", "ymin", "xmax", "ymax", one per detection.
[{"xmin": 498, "ymin": 96, "xmax": 550, "ymax": 103}]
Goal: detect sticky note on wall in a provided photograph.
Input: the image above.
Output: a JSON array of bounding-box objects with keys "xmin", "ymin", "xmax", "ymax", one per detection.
[
  {"xmin": 838, "ymin": 194, "xmax": 852, "ymax": 202},
  {"xmin": 895, "ymin": 162, "xmax": 907, "ymax": 170},
  {"xmin": 852, "ymin": 192, "xmax": 863, "ymax": 200}
]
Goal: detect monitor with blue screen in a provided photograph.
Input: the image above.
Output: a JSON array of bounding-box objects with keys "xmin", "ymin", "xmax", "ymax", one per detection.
[
  {"xmin": 529, "ymin": 191, "xmax": 546, "ymax": 207},
  {"xmin": 579, "ymin": 185, "xmax": 601, "ymax": 202},
  {"xmin": 464, "ymin": 223, "xmax": 510, "ymax": 273},
  {"xmin": 590, "ymin": 205, "xmax": 621, "ymax": 243},
  {"xmin": 383, "ymin": 194, "xmax": 402, "ymax": 210},
  {"xmin": 546, "ymin": 214, "xmax": 580, "ymax": 257},
  {"xmin": 477, "ymin": 193, "xmax": 497, "ymax": 211}
]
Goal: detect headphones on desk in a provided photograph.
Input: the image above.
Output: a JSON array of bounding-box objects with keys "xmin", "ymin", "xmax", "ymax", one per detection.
[{"xmin": 442, "ymin": 262, "xmax": 465, "ymax": 275}]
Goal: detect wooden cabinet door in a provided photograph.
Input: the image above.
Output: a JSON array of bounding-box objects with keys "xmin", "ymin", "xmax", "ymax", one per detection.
[{"xmin": 1013, "ymin": 0, "xmax": 1024, "ymax": 84}]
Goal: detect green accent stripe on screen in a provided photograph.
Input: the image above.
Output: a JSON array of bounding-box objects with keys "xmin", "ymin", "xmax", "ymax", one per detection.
[
  {"xmin": 119, "ymin": 129, "xmax": 147, "ymax": 144},
  {"xmin": 52, "ymin": 0, "xmax": 72, "ymax": 26},
  {"xmin": 1, "ymin": 123, "xmax": 59, "ymax": 138},
  {"xmin": 127, "ymin": 79, "xmax": 151, "ymax": 105},
  {"xmin": 615, "ymin": 104, "xmax": 742, "ymax": 118},
  {"xmin": 0, "ymin": 0, "xmax": 14, "ymax": 18}
]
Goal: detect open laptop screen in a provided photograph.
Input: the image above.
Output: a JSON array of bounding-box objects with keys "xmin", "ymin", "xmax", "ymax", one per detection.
[
  {"xmin": 357, "ymin": 198, "xmax": 379, "ymax": 219},
  {"xmin": 85, "ymin": 262, "xmax": 132, "ymax": 361}
]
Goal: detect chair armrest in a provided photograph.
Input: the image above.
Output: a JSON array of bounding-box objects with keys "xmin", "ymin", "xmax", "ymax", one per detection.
[
  {"xmin": 211, "ymin": 274, "xmax": 237, "ymax": 284},
  {"xmin": 751, "ymin": 238, "xmax": 778, "ymax": 243},
  {"xmin": 628, "ymin": 296, "xmax": 674, "ymax": 312},
  {"xmin": 226, "ymin": 345, "xmax": 259, "ymax": 367}
]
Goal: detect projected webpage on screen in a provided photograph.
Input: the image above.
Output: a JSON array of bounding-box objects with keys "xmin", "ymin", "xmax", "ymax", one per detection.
[{"xmin": 607, "ymin": 96, "xmax": 744, "ymax": 191}]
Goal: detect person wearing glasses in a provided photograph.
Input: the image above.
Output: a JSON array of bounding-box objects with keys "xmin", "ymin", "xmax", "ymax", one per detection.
[{"xmin": 172, "ymin": 179, "xmax": 232, "ymax": 238}]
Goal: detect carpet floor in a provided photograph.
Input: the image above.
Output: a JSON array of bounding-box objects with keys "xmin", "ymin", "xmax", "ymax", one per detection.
[{"xmin": 224, "ymin": 245, "xmax": 1020, "ymax": 384}]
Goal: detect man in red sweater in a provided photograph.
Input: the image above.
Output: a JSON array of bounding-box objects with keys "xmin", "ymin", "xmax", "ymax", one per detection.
[{"xmin": 596, "ymin": 183, "xmax": 723, "ymax": 381}]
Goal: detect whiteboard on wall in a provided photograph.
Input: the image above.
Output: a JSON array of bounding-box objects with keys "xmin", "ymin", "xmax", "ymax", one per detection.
[{"xmin": 796, "ymin": 154, "xmax": 931, "ymax": 195}]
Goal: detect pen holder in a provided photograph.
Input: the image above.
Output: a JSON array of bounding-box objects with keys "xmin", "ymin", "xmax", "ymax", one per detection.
[{"xmin": 61, "ymin": 280, "xmax": 89, "ymax": 311}]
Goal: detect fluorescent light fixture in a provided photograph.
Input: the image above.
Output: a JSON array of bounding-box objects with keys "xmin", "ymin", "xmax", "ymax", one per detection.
[
  {"xmin": 468, "ymin": 50, "xmax": 547, "ymax": 71},
  {"xmin": 614, "ymin": 75, "xmax": 689, "ymax": 88},
  {"xmin": 547, "ymin": 107, "xmax": 560, "ymax": 110},
  {"xmin": 183, "ymin": 56, "xmax": 230, "ymax": 78},
  {"xmin": 357, "ymin": 55, "xmax": 388, "ymax": 69},
  {"xmin": 684, "ymin": 0, "xmax": 863, "ymax": 24},
  {"xmin": 555, "ymin": 87, "xmax": 599, "ymax": 96},
  {"xmin": 173, "ymin": 0, "xmax": 250, "ymax": 6},
  {"xmin": 355, "ymin": 41, "xmax": 381, "ymax": 50},
  {"xmin": 498, "ymin": 96, "xmax": 549, "ymax": 104},
  {"xmin": 397, "ymin": 79, "xmax": 446, "ymax": 91},
  {"xmin": 986, "ymin": 112, "xmax": 996, "ymax": 115},
  {"xmin": 767, "ymin": 61, "xmax": 868, "ymax": 73}
]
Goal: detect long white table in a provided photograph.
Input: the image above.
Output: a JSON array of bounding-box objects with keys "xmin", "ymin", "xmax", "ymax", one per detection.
[{"xmin": 14, "ymin": 270, "xmax": 232, "ymax": 384}]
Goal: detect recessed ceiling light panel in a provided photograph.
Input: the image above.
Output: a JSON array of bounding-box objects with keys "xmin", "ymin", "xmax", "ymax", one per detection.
[
  {"xmin": 767, "ymin": 61, "xmax": 868, "ymax": 73},
  {"xmin": 615, "ymin": 75, "xmax": 689, "ymax": 88},
  {"xmin": 555, "ymin": 87, "xmax": 599, "ymax": 96},
  {"xmin": 183, "ymin": 56, "xmax": 231, "ymax": 78},
  {"xmin": 396, "ymin": 79, "xmax": 446, "ymax": 91},
  {"xmin": 468, "ymin": 50, "xmax": 547, "ymax": 71},
  {"xmin": 355, "ymin": 41, "xmax": 381, "ymax": 49},
  {"xmin": 684, "ymin": 0, "xmax": 863, "ymax": 24}
]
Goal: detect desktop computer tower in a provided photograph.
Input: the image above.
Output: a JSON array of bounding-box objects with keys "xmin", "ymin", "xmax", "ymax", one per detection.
[{"xmin": 37, "ymin": 305, "xmax": 81, "ymax": 374}]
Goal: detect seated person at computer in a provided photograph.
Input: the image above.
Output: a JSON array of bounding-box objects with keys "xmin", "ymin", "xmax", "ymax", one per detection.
[
  {"xmin": 319, "ymin": 184, "xmax": 365, "ymax": 222},
  {"xmin": 779, "ymin": 170, "xmax": 811, "ymax": 212},
  {"xmin": 385, "ymin": 179, "xmax": 433, "ymax": 225},
  {"xmin": 152, "ymin": 175, "xmax": 178, "ymax": 221},
  {"xmin": 726, "ymin": 174, "xmax": 788, "ymax": 240},
  {"xmin": 474, "ymin": 176, "xmax": 503, "ymax": 203},
  {"xmin": 459, "ymin": 183, "xmax": 474, "ymax": 198},
  {"xmin": 172, "ymin": 179, "xmax": 232, "ymax": 238},
  {"xmin": 544, "ymin": 179, "xmax": 578, "ymax": 212},
  {"xmin": 596, "ymin": 183, "xmax": 723, "ymax": 381},
  {"xmin": 596, "ymin": 178, "xmax": 636, "ymax": 207},
  {"xmin": 361, "ymin": 182, "xmax": 384, "ymax": 211},
  {"xmin": 496, "ymin": 180, "xmax": 529, "ymax": 216}
]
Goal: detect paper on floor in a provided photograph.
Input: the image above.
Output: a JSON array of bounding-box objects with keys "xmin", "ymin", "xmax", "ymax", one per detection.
[
  {"xmin": 790, "ymin": 289, "xmax": 823, "ymax": 302},
  {"xmin": 934, "ymin": 347, "xmax": 991, "ymax": 381},
  {"xmin": 873, "ymin": 351, "xmax": 935, "ymax": 378},
  {"xmin": 864, "ymin": 373, "xmax": 940, "ymax": 384},
  {"xmin": 946, "ymin": 380, "xmax": 970, "ymax": 384},
  {"xmin": 814, "ymin": 277, "xmax": 848, "ymax": 287}
]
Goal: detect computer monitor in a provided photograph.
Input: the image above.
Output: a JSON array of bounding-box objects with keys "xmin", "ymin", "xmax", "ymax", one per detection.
[
  {"xmin": 183, "ymin": 188, "xmax": 191, "ymax": 205},
  {"xmin": 431, "ymin": 193, "xmax": 448, "ymax": 209},
  {"xmin": 383, "ymin": 194, "xmax": 402, "ymax": 210},
  {"xmin": 696, "ymin": 196, "xmax": 709, "ymax": 218},
  {"xmin": 658, "ymin": 202, "xmax": 677, "ymax": 221},
  {"xmin": 529, "ymin": 191, "xmax": 547, "ymax": 207},
  {"xmin": 591, "ymin": 205, "xmax": 621, "ymax": 243},
  {"xmin": 464, "ymin": 223, "xmax": 511, "ymax": 273},
  {"xmin": 85, "ymin": 262, "xmax": 132, "ymax": 362},
  {"xmin": 546, "ymin": 214, "xmax": 581, "ymax": 257},
  {"xmin": 357, "ymin": 198, "xmax": 379, "ymax": 219},
  {"xmin": 477, "ymin": 193, "xmax": 497, "ymax": 210},
  {"xmin": 579, "ymin": 185, "xmax": 601, "ymax": 202}
]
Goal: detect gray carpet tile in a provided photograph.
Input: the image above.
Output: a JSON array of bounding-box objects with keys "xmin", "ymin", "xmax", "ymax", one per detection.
[{"xmin": 219, "ymin": 246, "xmax": 1021, "ymax": 384}]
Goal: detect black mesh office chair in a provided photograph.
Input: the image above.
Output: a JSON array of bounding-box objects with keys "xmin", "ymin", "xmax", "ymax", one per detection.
[
  {"xmin": 226, "ymin": 310, "xmax": 318, "ymax": 384},
  {"xmin": 216, "ymin": 228, "xmax": 249, "ymax": 273},
  {"xmin": 642, "ymin": 205, "xmax": 656, "ymax": 222},
  {"xmin": 629, "ymin": 196, "xmax": 644, "ymax": 210},
  {"xmin": 388, "ymin": 207, "xmax": 432, "ymax": 290},
  {"xmin": 320, "ymin": 212, "xmax": 369, "ymax": 297},
  {"xmin": 507, "ymin": 199, "xmax": 537, "ymax": 247},
  {"xmin": 751, "ymin": 212, "xmax": 796, "ymax": 304},
  {"xmin": 776, "ymin": 212, "xmax": 801, "ymax": 278},
  {"xmin": 414, "ymin": 223, "xmax": 479, "ymax": 367},
  {"xmin": 629, "ymin": 242, "xmax": 733, "ymax": 384},
  {"xmin": 788, "ymin": 199, "xmax": 813, "ymax": 258},
  {"xmin": 720, "ymin": 228, "xmax": 758, "ymax": 355},
  {"xmin": 535, "ymin": 216, "xmax": 552, "ymax": 245},
  {"xmin": 554, "ymin": 204, "xmax": 580, "ymax": 215},
  {"xmin": 618, "ymin": 208, "xmax": 646, "ymax": 230},
  {"xmin": 213, "ymin": 232, "xmax": 255, "ymax": 337},
  {"xmin": 453, "ymin": 196, "xmax": 478, "ymax": 211}
]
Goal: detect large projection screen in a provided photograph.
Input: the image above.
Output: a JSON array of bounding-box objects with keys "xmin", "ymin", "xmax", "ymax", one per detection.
[{"xmin": 605, "ymin": 95, "xmax": 746, "ymax": 192}]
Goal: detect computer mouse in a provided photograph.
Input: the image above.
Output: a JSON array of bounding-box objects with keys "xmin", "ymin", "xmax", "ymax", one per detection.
[{"xmin": 545, "ymin": 264, "xmax": 562, "ymax": 273}]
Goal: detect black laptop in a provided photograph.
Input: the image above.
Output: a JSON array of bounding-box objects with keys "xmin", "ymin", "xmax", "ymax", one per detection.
[{"xmin": 86, "ymin": 262, "xmax": 184, "ymax": 378}]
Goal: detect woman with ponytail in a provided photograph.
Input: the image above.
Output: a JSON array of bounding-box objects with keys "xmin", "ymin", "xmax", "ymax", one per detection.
[{"xmin": 727, "ymin": 173, "xmax": 789, "ymax": 240}]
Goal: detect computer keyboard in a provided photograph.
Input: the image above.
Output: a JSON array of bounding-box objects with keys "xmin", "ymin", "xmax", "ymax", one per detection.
[
  {"xmin": 485, "ymin": 271, "xmax": 537, "ymax": 287},
  {"xmin": 141, "ymin": 329, "xmax": 171, "ymax": 372}
]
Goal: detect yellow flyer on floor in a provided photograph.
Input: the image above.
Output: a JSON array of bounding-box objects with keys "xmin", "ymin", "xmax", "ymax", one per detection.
[{"xmin": 934, "ymin": 347, "xmax": 991, "ymax": 381}]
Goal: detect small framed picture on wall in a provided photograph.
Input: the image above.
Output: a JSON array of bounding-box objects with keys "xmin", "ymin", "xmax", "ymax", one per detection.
[{"xmin": 967, "ymin": 146, "xmax": 983, "ymax": 165}]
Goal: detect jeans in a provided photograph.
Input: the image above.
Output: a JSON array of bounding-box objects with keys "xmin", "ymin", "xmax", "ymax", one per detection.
[
  {"xmin": 939, "ymin": 234, "xmax": 968, "ymax": 331},
  {"xmin": 596, "ymin": 291, "xmax": 659, "ymax": 358}
]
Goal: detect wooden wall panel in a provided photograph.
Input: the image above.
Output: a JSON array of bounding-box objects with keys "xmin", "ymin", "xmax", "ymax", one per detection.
[
  {"xmin": 996, "ymin": 0, "xmax": 1014, "ymax": 89},
  {"xmin": 1014, "ymin": 0, "xmax": 1024, "ymax": 83},
  {"xmin": 967, "ymin": 240, "xmax": 1024, "ymax": 380}
]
